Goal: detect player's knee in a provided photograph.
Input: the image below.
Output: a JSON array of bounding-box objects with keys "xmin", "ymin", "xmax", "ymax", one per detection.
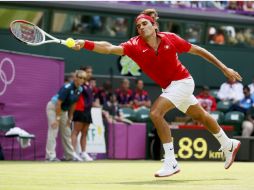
[{"xmin": 150, "ymin": 109, "xmax": 161, "ymax": 121}]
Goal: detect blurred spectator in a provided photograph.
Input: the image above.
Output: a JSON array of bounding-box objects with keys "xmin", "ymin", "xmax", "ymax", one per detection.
[
  {"xmin": 45, "ymin": 70, "xmax": 85, "ymax": 162},
  {"xmin": 217, "ymin": 78, "xmax": 244, "ymax": 103},
  {"xmin": 242, "ymin": 106, "xmax": 254, "ymax": 137},
  {"xmin": 196, "ymin": 86, "xmax": 217, "ymax": 112},
  {"xmin": 229, "ymin": 85, "xmax": 254, "ymax": 114},
  {"xmin": 72, "ymin": 66, "xmax": 94, "ymax": 162},
  {"xmin": 97, "ymin": 80, "xmax": 113, "ymax": 106},
  {"xmin": 115, "ymin": 78, "xmax": 133, "ymax": 108},
  {"xmin": 208, "ymin": 27, "xmax": 217, "ymax": 44},
  {"xmin": 64, "ymin": 72, "xmax": 75, "ymax": 84},
  {"xmin": 90, "ymin": 77, "xmax": 100, "ymax": 107},
  {"xmin": 248, "ymin": 77, "xmax": 254, "ymax": 94},
  {"xmin": 243, "ymin": 1, "xmax": 254, "ymax": 12},
  {"xmin": 227, "ymin": 1, "xmax": 237, "ymax": 10},
  {"xmin": 132, "ymin": 79, "xmax": 151, "ymax": 110},
  {"xmin": 213, "ymin": 28, "xmax": 225, "ymax": 45},
  {"xmin": 103, "ymin": 93, "xmax": 133, "ymax": 124}
]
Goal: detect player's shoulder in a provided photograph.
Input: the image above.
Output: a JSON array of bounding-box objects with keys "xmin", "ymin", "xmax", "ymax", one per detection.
[
  {"xmin": 159, "ymin": 32, "xmax": 178, "ymax": 38},
  {"xmin": 125, "ymin": 35, "xmax": 142, "ymax": 45}
]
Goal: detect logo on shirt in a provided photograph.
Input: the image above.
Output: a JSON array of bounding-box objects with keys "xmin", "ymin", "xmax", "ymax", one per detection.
[
  {"xmin": 164, "ymin": 45, "xmax": 170, "ymax": 49},
  {"xmin": 142, "ymin": 49, "xmax": 148, "ymax": 53}
]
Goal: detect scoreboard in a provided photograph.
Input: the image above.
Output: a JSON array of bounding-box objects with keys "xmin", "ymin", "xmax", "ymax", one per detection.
[{"xmin": 171, "ymin": 125, "xmax": 234, "ymax": 161}]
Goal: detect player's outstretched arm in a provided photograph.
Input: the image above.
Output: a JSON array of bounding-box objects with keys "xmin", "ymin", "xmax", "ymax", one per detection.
[
  {"xmin": 72, "ymin": 40, "xmax": 124, "ymax": 56},
  {"xmin": 188, "ymin": 44, "xmax": 242, "ymax": 81}
]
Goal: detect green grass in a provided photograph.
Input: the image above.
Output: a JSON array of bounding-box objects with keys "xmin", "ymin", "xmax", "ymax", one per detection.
[{"xmin": 0, "ymin": 160, "xmax": 253, "ymax": 190}]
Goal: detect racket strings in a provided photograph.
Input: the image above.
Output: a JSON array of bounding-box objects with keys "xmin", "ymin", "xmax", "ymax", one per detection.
[{"xmin": 12, "ymin": 22, "xmax": 43, "ymax": 44}]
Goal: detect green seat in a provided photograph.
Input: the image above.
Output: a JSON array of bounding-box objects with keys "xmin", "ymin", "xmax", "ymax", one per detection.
[
  {"xmin": 209, "ymin": 89, "xmax": 219, "ymax": 101},
  {"xmin": 217, "ymin": 100, "xmax": 233, "ymax": 113},
  {"xmin": 210, "ymin": 111, "xmax": 224, "ymax": 125},
  {"xmin": 0, "ymin": 115, "xmax": 15, "ymax": 132},
  {"xmin": 0, "ymin": 115, "xmax": 36, "ymax": 160},
  {"xmin": 134, "ymin": 108, "xmax": 150, "ymax": 122},
  {"xmin": 119, "ymin": 108, "xmax": 136, "ymax": 121},
  {"xmin": 223, "ymin": 111, "xmax": 245, "ymax": 136}
]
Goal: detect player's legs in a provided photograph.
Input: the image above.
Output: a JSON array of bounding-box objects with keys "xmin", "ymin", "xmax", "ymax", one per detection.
[
  {"xmin": 150, "ymin": 96, "xmax": 180, "ymax": 177},
  {"xmin": 153, "ymin": 77, "xmax": 195, "ymax": 177},
  {"xmin": 186, "ymin": 103, "xmax": 241, "ymax": 169},
  {"xmin": 150, "ymin": 96, "xmax": 175, "ymax": 143},
  {"xmin": 186, "ymin": 103, "xmax": 220, "ymax": 133}
]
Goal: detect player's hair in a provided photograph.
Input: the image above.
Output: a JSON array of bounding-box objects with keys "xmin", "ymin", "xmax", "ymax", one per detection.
[
  {"xmin": 141, "ymin": 9, "xmax": 159, "ymax": 22},
  {"xmin": 140, "ymin": 8, "xmax": 159, "ymax": 32}
]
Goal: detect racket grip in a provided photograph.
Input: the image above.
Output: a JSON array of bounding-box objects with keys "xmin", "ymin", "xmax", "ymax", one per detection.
[{"xmin": 60, "ymin": 40, "xmax": 67, "ymax": 46}]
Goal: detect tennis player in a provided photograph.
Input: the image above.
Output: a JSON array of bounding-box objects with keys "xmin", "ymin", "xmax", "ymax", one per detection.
[{"xmin": 73, "ymin": 9, "xmax": 242, "ymax": 177}]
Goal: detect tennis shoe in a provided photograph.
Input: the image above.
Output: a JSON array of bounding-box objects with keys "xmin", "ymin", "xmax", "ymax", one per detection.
[
  {"xmin": 154, "ymin": 159, "xmax": 180, "ymax": 177},
  {"xmin": 219, "ymin": 139, "xmax": 241, "ymax": 169}
]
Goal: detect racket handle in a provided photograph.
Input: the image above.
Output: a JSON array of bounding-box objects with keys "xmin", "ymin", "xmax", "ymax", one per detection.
[{"xmin": 60, "ymin": 40, "xmax": 67, "ymax": 46}]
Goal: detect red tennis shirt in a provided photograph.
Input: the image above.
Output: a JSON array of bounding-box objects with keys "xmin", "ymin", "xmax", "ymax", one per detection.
[{"xmin": 120, "ymin": 32, "xmax": 191, "ymax": 89}]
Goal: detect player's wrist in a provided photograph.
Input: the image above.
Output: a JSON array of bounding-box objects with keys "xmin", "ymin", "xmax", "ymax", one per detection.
[{"xmin": 83, "ymin": 40, "xmax": 95, "ymax": 51}]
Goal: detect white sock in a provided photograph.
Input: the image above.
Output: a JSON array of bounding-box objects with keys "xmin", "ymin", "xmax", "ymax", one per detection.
[
  {"xmin": 163, "ymin": 142, "xmax": 176, "ymax": 160},
  {"xmin": 213, "ymin": 128, "xmax": 231, "ymax": 148}
]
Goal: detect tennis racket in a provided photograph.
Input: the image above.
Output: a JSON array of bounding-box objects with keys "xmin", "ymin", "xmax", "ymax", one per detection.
[{"xmin": 9, "ymin": 20, "xmax": 69, "ymax": 46}]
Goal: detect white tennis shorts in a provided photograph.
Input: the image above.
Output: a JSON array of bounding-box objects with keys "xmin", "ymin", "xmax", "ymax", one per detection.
[{"xmin": 160, "ymin": 77, "xmax": 198, "ymax": 113}]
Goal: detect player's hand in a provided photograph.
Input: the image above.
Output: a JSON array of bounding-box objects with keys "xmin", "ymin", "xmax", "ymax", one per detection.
[
  {"xmin": 72, "ymin": 40, "xmax": 85, "ymax": 51},
  {"xmin": 223, "ymin": 67, "xmax": 242, "ymax": 82},
  {"xmin": 51, "ymin": 120, "xmax": 59, "ymax": 129}
]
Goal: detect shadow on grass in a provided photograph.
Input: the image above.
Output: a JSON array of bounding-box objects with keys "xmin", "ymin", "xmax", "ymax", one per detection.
[
  {"xmin": 119, "ymin": 178, "xmax": 236, "ymax": 185},
  {"xmin": 86, "ymin": 178, "xmax": 236, "ymax": 185}
]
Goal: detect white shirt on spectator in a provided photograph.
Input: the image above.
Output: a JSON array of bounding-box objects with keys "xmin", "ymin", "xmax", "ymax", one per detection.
[
  {"xmin": 217, "ymin": 82, "xmax": 244, "ymax": 102},
  {"xmin": 248, "ymin": 83, "xmax": 254, "ymax": 94}
]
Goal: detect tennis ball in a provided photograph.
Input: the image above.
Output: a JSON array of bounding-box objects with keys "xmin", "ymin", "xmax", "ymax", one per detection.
[{"xmin": 66, "ymin": 38, "xmax": 75, "ymax": 48}]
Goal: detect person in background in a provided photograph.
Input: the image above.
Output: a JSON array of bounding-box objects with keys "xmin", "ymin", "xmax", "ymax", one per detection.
[
  {"xmin": 97, "ymin": 80, "xmax": 113, "ymax": 106},
  {"xmin": 213, "ymin": 28, "xmax": 225, "ymax": 45},
  {"xmin": 196, "ymin": 85, "xmax": 217, "ymax": 112},
  {"xmin": 132, "ymin": 79, "xmax": 151, "ymax": 110},
  {"xmin": 45, "ymin": 70, "xmax": 86, "ymax": 161},
  {"xmin": 71, "ymin": 66, "xmax": 94, "ymax": 161},
  {"xmin": 103, "ymin": 93, "xmax": 133, "ymax": 124},
  {"xmin": 90, "ymin": 77, "xmax": 101, "ymax": 107},
  {"xmin": 229, "ymin": 85, "xmax": 254, "ymax": 114},
  {"xmin": 248, "ymin": 77, "xmax": 254, "ymax": 94},
  {"xmin": 72, "ymin": 8, "xmax": 242, "ymax": 177},
  {"xmin": 217, "ymin": 78, "xmax": 244, "ymax": 103},
  {"xmin": 64, "ymin": 72, "xmax": 75, "ymax": 84},
  {"xmin": 115, "ymin": 78, "xmax": 133, "ymax": 108},
  {"xmin": 242, "ymin": 106, "xmax": 254, "ymax": 137}
]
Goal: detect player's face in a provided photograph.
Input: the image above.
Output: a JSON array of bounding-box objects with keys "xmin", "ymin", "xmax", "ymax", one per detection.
[{"xmin": 136, "ymin": 18, "xmax": 155, "ymax": 38}]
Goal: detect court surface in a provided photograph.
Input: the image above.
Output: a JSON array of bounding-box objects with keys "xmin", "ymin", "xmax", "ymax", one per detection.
[{"xmin": 0, "ymin": 160, "xmax": 253, "ymax": 190}]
